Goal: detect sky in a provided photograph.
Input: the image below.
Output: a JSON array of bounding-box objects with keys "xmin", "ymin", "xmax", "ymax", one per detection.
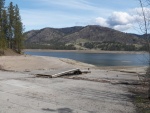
[{"xmin": 5, "ymin": 0, "xmax": 146, "ymax": 34}]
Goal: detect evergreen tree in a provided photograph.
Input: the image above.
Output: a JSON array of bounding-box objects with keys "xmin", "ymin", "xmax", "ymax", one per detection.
[
  {"xmin": 0, "ymin": 0, "xmax": 5, "ymax": 52},
  {"xmin": 0, "ymin": 30, "xmax": 7, "ymax": 54},
  {"xmin": 14, "ymin": 5, "xmax": 23, "ymax": 53},
  {"xmin": 0, "ymin": 0, "xmax": 5, "ymax": 18},
  {"xmin": 2, "ymin": 9, "xmax": 8, "ymax": 40},
  {"xmin": 1, "ymin": 9, "xmax": 7, "ymax": 51},
  {"xmin": 0, "ymin": 0, "xmax": 24, "ymax": 54},
  {"xmin": 8, "ymin": 2, "xmax": 15, "ymax": 49}
]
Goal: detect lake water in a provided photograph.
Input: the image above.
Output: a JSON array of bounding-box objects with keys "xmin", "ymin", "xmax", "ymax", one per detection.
[{"xmin": 24, "ymin": 51, "xmax": 149, "ymax": 66}]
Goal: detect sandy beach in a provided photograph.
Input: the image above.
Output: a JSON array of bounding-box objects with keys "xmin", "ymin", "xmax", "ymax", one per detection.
[
  {"xmin": 0, "ymin": 55, "xmax": 95, "ymax": 72},
  {"xmin": 0, "ymin": 55, "xmax": 147, "ymax": 113}
]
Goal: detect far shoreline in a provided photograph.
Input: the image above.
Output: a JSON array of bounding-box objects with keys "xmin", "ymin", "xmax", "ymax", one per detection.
[{"xmin": 24, "ymin": 49, "xmax": 148, "ymax": 54}]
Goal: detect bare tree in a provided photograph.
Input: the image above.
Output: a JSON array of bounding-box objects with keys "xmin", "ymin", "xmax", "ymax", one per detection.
[{"xmin": 138, "ymin": 0, "xmax": 150, "ymax": 99}]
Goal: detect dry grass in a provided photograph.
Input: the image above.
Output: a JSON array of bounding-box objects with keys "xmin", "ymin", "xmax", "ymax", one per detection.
[{"xmin": 0, "ymin": 49, "xmax": 20, "ymax": 56}]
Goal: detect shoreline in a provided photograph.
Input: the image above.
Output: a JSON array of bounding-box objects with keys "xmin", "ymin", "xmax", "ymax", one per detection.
[
  {"xmin": 24, "ymin": 49, "xmax": 148, "ymax": 54},
  {"xmin": 0, "ymin": 55, "xmax": 95, "ymax": 72},
  {"xmin": 0, "ymin": 55, "xmax": 147, "ymax": 74}
]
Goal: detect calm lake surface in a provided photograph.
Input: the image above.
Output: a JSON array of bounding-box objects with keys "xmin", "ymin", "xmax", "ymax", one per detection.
[{"xmin": 24, "ymin": 51, "xmax": 149, "ymax": 66}]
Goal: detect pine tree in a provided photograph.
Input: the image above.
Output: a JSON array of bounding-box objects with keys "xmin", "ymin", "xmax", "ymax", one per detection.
[
  {"xmin": 0, "ymin": 0, "xmax": 5, "ymax": 18},
  {"xmin": 0, "ymin": 30, "xmax": 7, "ymax": 54},
  {"xmin": 0, "ymin": 0, "xmax": 6, "ymax": 53},
  {"xmin": 0, "ymin": 0, "xmax": 24, "ymax": 54},
  {"xmin": 14, "ymin": 4, "xmax": 23, "ymax": 53},
  {"xmin": 2, "ymin": 9, "xmax": 8, "ymax": 40},
  {"xmin": 1, "ymin": 9, "xmax": 8, "ymax": 52},
  {"xmin": 8, "ymin": 2, "xmax": 15, "ymax": 49}
]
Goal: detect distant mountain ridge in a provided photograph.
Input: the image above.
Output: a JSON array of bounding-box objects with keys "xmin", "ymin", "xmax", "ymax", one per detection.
[
  {"xmin": 24, "ymin": 25, "xmax": 146, "ymax": 50},
  {"xmin": 25, "ymin": 26, "xmax": 84, "ymax": 43},
  {"xmin": 129, "ymin": 33, "xmax": 150, "ymax": 40}
]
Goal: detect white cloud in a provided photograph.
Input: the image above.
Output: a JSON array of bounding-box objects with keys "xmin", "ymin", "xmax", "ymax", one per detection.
[
  {"xmin": 107, "ymin": 12, "xmax": 134, "ymax": 26},
  {"xmin": 90, "ymin": 9, "xmax": 150, "ymax": 32},
  {"xmin": 95, "ymin": 17, "xmax": 109, "ymax": 27},
  {"xmin": 91, "ymin": 11, "xmax": 136, "ymax": 31},
  {"xmin": 132, "ymin": 7, "xmax": 150, "ymax": 15},
  {"xmin": 113, "ymin": 24, "xmax": 133, "ymax": 31},
  {"xmin": 131, "ymin": 7, "xmax": 150, "ymax": 22}
]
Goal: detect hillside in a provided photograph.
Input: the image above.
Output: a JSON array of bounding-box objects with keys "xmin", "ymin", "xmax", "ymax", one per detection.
[
  {"xmin": 25, "ymin": 26, "xmax": 83, "ymax": 43},
  {"xmin": 24, "ymin": 25, "xmax": 146, "ymax": 51}
]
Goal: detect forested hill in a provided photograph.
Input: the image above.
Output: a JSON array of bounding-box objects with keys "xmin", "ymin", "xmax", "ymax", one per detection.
[{"xmin": 24, "ymin": 25, "xmax": 147, "ymax": 51}]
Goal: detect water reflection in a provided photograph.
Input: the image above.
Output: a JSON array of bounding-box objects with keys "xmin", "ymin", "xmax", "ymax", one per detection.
[{"xmin": 24, "ymin": 51, "xmax": 148, "ymax": 66}]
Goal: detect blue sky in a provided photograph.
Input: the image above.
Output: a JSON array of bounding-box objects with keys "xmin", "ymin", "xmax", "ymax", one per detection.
[{"xmin": 5, "ymin": 0, "xmax": 143, "ymax": 33}]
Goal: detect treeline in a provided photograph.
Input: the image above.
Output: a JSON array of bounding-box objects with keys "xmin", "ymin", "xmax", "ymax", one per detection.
[
  {"xmin": 25, "ymin": 43, "xmax": 76, "ymax": 50},
  {"xmin": 0, "ymin": 0, "xmax": 23, "ymax": 54},
  {"xmin": 25, "ymin": 41, "xmax": 148, "ymax": 51},
  {"xmin": 25, "ymin": 38, "xmax": 76, "ymax": 50},
  {"xmin": 83, "ymin": 41, "xmax": 147, "ymax": 51}
]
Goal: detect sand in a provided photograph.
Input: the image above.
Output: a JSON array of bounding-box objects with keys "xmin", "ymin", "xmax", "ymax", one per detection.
[
  {"xmin": 0, "ymin": 55, "xmax": 95, "ymax": 72},
  {"xmin": 0, "ymin": 55, "xmax": 147, "ymax": 113}
]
